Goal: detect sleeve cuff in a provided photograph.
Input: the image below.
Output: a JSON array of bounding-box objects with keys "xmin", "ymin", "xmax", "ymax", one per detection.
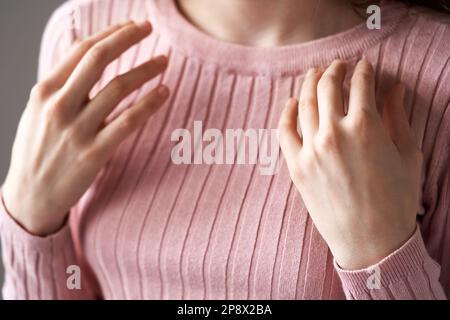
[
  {"xmin": 0, "ymin": 190, "xmax": 72, "ymax": 252},
  {"xmin": 334, "ymin": 225, "xmax": 440, "ymax": 296}
]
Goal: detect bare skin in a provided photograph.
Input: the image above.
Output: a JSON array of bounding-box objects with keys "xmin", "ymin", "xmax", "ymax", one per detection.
[
  {"xmin": 278, "ymin": 61, "xmax": 421, "ymax": 270},
  {"xmin": 177, "ymin": 0, "xmax": 365, "ymax": 46},
  {"xmin": 2, "ymin": 21, "xmax": 170, "ymax": 236}
]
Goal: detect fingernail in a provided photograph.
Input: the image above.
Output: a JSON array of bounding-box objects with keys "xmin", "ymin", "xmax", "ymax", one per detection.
[
  {"xmin": 136, "ymin": 20, "xmax": 151, "ymax": 32},
  {"xmin": 306, "ymin": 68, "xmax": 318, "ymax": 77},
  {"xmin": 154, "ymin": 55, "xmax": 168, "ymax": 66},
  {"xmin": 359, "ymin": 57, "xmax": 370, "ymax": 66},
  {"xmin": 157, "ymin": 85, "xmax": 169, "ymax": 98}
]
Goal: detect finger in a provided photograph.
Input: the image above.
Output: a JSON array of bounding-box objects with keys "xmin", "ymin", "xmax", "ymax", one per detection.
[
  {"xmin": 348, "ymin": 59, "xmax": 377, "ymax": 117},
  {"xmin": 94, "ymin": 85, "xmax": 170, "ymax": 153},
  {"xmin": 62, "ymin": 21, "xmax": 153, "ymax": 104},
  {"xmin": 279, "ymin": 98, "xmax": 302, "ymax": 168},
  {"xmin": 382, "ymin": 83, "xmax": 416, "ymax": 155},
  {"xmin": 46, "ymin": 23, "xmax": 128, "ymax": 87},
  {"xmin": 78, "ymin": 55, "xmax": 168, "ymax": 133},
  {"xmin": 317, "ymin": 59, "xmax": 346, "ymax": 123},
  {"xmin": 298, "ymin": 68, "xmax": 322, "ymax": 145}
]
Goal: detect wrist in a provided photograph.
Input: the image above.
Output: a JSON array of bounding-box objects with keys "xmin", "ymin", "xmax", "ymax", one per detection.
[
  {"xmin": 333, "ymin": 224, "xmax": 417, "ymax": 270},
  {"xmin": 2, "ymin": 182, "xmax": 66, "ymax": 236}
]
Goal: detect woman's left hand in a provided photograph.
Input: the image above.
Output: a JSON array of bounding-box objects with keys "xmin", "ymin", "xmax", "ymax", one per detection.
[{"xmin": 278, "ymin": 59, "xmax": 423, "ymax": 270}]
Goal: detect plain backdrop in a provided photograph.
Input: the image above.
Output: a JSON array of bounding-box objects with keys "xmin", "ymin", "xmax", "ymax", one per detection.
[{"xmin": 0, "ymin": 0, "xmax": 64, "ymax": 299}]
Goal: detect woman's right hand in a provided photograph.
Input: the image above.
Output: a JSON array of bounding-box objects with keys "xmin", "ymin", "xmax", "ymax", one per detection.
[{"xmin": 2, "ymin": 21, "xmax": 170, "ymax": 236}]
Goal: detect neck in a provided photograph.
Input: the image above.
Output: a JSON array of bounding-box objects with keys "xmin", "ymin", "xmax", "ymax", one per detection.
[{"xmin": 177, "ymin": 0, "xmax": 366, "ymax": 47}]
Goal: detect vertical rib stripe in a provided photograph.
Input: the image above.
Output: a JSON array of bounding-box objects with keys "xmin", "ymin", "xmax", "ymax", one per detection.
[
  {"xmin": 136, "ymin": 55, "xmax": 188, "ymax": 298},
  {"xmin": 158, "ymin": 63, "xmax": 204, "ymax": 299},
  {"xmin": 202, "ymin": 77, "xmax": 256, "ymax": 299}
]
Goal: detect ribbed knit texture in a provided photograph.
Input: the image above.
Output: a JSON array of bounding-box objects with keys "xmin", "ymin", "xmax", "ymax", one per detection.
[{"xmin": 1, "ymin": 0, "xmax": 449, "ymax": 300}]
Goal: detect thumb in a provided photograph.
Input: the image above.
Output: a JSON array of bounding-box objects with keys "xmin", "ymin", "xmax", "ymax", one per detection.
[{"xmin": 382, "ymin": 83, "xmax": 416, "ymax": 155}]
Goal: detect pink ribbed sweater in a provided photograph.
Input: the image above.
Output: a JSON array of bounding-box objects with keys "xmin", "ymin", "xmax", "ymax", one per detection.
[{"xmin": 1, "ymin": 0, "xmax": 449, "ymax": 300}]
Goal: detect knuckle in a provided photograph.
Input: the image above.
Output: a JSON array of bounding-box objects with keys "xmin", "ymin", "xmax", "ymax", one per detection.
[
  {"xmin": 61, "ymin": 127, "xmax": 77, "ymax": 141},
  {"xmin": 119, "ymin": 114, "xmax": 139, "ymax": 131},
  {"xmin": 88, "ymin": 45, "xmax": 108, "ymax": 65},
  {"xmin": 78, "ymin": 146, "xmax": 100, "ymax": 164},
  {"xmin": 348, "ymin": 113, "xmax": 370, "ymax": 132},
  {"xmin": 76, "ymin": 39, "xmax": 94, "ymax": 53},
  {"xmin": 109, "ymin": 77, "xmax": 129, "ymax": 96},
  {"xmin": 315, "ymin": 128, "xmax": 340, "ymax": 152},
  {"xmin": 51, "ymin": 96, "xmax": 67, "ymax": 112},
  {"xmin": 299, "ymin": 97, "xmax": 316, "ymax": 109},
  {"xmin": 318, "ymin": 74, "xmax": 340, "ymax": 91},
  {"xmin": 345, "ymin": 114, "xmax": 376, "ymax": 144},
  {"xmin": 30, "ymin": 81, "xmax": 53, "ymax": 100},
  {"xmin": 62, "ymin": 126, "xmax": 85, "ymax": 149},
  {"xmin": 318, "ymin": 133, "xmax": 338, "ymax": 150},
  {"xmin": 45, "ymin": 99, "xmax": 67, "ymax": 122},
  {"xmin": 42, "ymin": 100, "xmax": 65, "ymax": 123}
]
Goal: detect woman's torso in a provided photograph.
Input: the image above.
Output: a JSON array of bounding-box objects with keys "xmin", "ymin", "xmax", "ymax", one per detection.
[{"xmin": 65, "ymin": 0, "xmax": 449, "ymax": 299}]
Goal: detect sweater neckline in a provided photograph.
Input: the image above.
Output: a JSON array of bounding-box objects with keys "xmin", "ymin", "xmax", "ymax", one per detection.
[{"xmin": 149, "ymin": 0, "xmax": 409, "ymax": 76}]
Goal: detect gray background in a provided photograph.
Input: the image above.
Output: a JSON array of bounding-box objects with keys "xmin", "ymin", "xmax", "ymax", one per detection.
[{"xmin": 0, "ymin": 0, "xmax": 63, "ymax": 299}]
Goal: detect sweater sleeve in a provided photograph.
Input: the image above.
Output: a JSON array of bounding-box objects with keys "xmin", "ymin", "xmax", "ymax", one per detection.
[
  {"xmin": 334, "ymin": 29, "xmax": 450, "ymax": 299},
  {"xmin": 334, "ymin": 226, "xmax": 447, "ymax": 299},
  {"xmin": 0, "ymin": 2, "xmax": 98, "ymax": 300},
  {"xmin": 0, "ymin": 194, "xmax": 96, "ymax": 299}
]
